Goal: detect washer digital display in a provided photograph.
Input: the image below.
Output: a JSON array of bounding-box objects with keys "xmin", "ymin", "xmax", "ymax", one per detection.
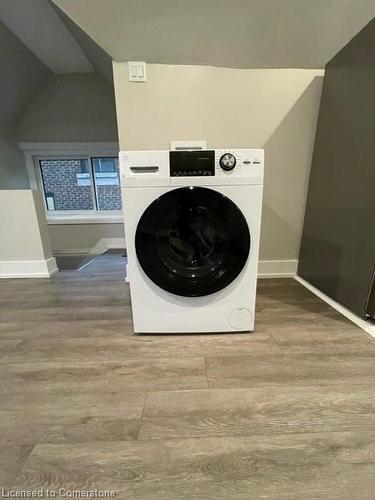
[{"xmin": 169, "ymin": 151, "xmax": 215, "ymax": 177}]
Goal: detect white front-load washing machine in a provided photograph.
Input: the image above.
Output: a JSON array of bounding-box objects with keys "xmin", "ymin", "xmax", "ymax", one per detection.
[{"xmin": 120, "ymin": 149, "xmax": 264, "ymax": 334}]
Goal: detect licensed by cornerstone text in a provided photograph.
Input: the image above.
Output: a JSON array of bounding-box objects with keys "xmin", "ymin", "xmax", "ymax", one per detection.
[{"xmin": 1, "ymin": 489, "xmax": 116, "ymax": 498}]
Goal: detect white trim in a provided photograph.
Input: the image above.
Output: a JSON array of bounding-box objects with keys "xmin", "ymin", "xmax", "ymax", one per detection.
[
  {"xmin": 295, "ymin": 276, "xmax": 375, "ymax": 338},
  {"xmin": 24, "ymin": 151, "xmax": 39, "ymax": 190},
  {"xmin": 258, "ymin": 260, "xmax": 298, "ymax": 278},
  {"xmin": 0, "ymin": 257, "xmax": 58, "ymax": 279},
  {"xmin": 20, "ymin": 142, "xmax": 119, "ymax": 153},
  {"xmin": 53, "ymin": 249, "xmax": 91, "ymax": 256},
  {"xmin": 91, "ymin": 237, "xmax": 126, "ymax": 255},
  {"xmin": 53, "ymin": 237, "xmax": 126, "ymax": 257},
  {"xmin": 47, "ymin": 213, "xmax": 124, "ymax": 225}
]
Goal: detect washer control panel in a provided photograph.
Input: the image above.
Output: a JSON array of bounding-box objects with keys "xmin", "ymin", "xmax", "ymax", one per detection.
[
  {"xmin": 120, "ymin": 149, "xmax": 264, "ymax": 187},
  {"xmin": 169, "ymin": 149, "xmax": 263, "ymax": 177},
  {"xmin": 215, "ymin": 149, "xmax": 264, "ymax": 177}
]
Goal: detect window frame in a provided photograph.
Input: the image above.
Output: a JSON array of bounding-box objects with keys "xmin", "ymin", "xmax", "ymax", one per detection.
[{"xmin": 21, "ymin": 143, "xmax": 123, "ymax": 225}]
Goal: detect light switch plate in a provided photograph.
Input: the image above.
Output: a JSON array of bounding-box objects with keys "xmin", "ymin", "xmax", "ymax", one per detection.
[{"xmin": 128, "ymin": 61, "xmax": 147, "ymax": 82}]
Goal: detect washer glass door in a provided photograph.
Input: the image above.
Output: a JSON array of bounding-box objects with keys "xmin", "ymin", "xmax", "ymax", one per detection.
[{"xmin": 135, "ymin": 186, "xmax": 250, "ymax": 297}]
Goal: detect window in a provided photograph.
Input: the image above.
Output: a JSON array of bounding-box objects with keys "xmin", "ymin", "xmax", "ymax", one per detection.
[
  {"xmin": 92, "ymin": 158, "xmax": 122, "ymax": 211},
  {"xmin": 39, "ymin": 157, "xmax": 121, "ymax": 213}
]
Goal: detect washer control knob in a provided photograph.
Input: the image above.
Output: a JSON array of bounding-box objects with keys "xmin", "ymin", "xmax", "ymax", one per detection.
[{"xmin": 219, "ymin": 153, "xmax": 236, "ymax": 171}]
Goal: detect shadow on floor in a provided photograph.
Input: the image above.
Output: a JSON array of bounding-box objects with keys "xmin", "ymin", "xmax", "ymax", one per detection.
[{"xmin": 54, "ymin": 248, "xmax": 127, "ymax": 271}]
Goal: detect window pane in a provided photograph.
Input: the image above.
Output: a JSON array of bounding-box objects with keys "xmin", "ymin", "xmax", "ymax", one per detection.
[
  {"xmin": 92, "ymin": 157, "xmax": 122, "ymax": 211},
  {"xmin": 40, "ymin": 159, "xmax": 94, "ymax": 211}
]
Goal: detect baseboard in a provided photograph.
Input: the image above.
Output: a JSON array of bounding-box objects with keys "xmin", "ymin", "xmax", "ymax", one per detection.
[
  {"xmin": 53, "ymin": 238, "xmax": 126, "ymax": 257},
  {"xmin": 258, "ymin": 260, "xmax": 298, "ymax": 278},
  {"xmin": 295, "ymin": 276, "xmax": 375, "ymax": 338},
  {"xmin": 90, "ymin": 238, "xmax": 126, "ymax": 255},
  {"xmin": 53, "ymin": 249, "xmax": 91, "ymax": 256},
  {"xmin": 0, "ymin": 257, "xmax": 58, "ymax": 278}
]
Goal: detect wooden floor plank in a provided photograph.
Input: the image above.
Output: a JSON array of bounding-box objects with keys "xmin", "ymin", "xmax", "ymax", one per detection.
[
  {"xmin": 0, "ymin": 446, "xmax": 34, "ymax": 485},
  {"xmin": 9, "ymin": 432, "xmax": 375, "ymax": 499},
  {"xmin": 0, "ymin": 340, "xmax": 23, "ymax": 360},
  {"xmin": 0, "ymin": 357, "xmax": 208, "ymax": 392},
  {"xmin": 206, "ymin": 349, "xmax": 375, "ymax": 388},
  {"xmin": 0, "ymin": 333, "xmax": 279, "ymax": 362},
  {"xmin": 271, "ymin": 327, "xmax": 375, "ymax": 354},
  {"xmin": 0, "ymin": 318, "xmax": 135, "ymax": 340},
  {"xmin": 0, "ymin": 385, "xmax": 145, "ymax": 419},
  {"xmin": 140, "ymin": 385, "xmax": 375, "ymax": 440},
  {"xmin": 0, "ymin": 412, "xmax": 140, "ymax": 445}
]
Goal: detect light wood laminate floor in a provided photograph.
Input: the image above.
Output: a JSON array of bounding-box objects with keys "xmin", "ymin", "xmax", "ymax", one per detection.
[{"xmin": 1, "ymin": 253, "xmax": 375, "ymax": 499}]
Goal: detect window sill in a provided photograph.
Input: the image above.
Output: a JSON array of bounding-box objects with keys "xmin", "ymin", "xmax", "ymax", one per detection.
[{"xmin": 47, "ymin": 214, "xmax": 124, "ymax": 225}]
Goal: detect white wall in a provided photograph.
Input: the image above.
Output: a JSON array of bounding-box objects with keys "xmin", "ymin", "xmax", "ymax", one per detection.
[
  {"xmin": 0, "ymin": 190, "xmax": 57, "ymax": 277},
  {"xmin": 113, "ymin": 63, "xmax": 324, "ymax": 264},
  {"xmin": 49, "ymin": 222, "xmax": 124, "ymax": 254}
]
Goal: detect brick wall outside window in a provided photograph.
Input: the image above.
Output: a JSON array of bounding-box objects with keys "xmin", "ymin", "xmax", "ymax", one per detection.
[
  {"xmin": 40, "ymin": 159, "xmax": 121, "ymax": 211},
  {"xmin": 96, "ymin": 185, "xmax": 122, "ymax": 210}
]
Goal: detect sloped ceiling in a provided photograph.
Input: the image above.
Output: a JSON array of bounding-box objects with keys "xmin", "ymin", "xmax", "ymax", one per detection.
[
  {"xmin": 0, "ymin": 0, "xmax": 93, "ymax": 73},
  {"xmin": 0, "ymin": 0, "xmax": 114, "ymax": 81},
  {"xmin": 0, "ymin": 19, "xmax": 50, "ymax": 127},
  {"xmin": 51, "ymin": 2, "xmax": 113, "ymax": 82},
  {"xmin": 53, "ymin": 0, "xmax": 375, "ymax": 68}
]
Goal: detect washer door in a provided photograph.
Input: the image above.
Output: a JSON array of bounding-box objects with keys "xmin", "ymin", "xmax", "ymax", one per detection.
[{"xmin": 135, "ymin": 186, "xmax": 250, "ymax": 297}]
